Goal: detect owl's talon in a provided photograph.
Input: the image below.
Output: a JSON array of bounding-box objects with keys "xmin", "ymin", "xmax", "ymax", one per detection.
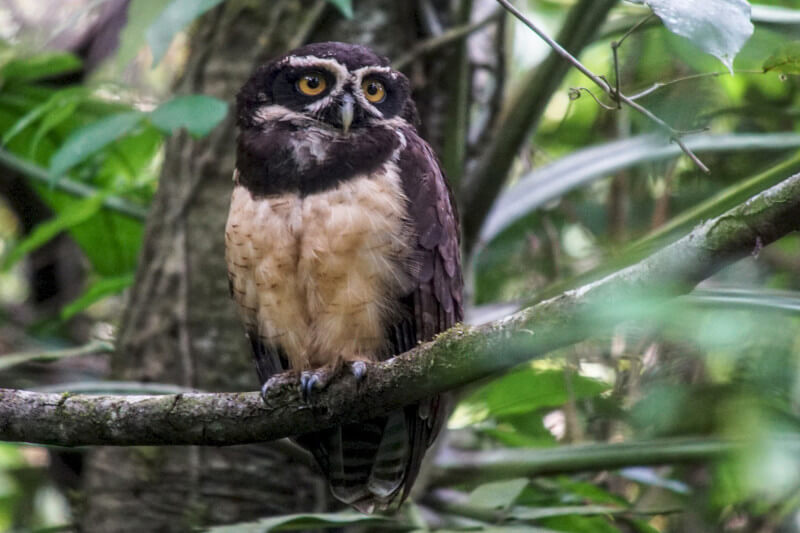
[
  {"xmin": 350, "ymin": 361, "xmax": 367, "ymax": 383},
  {"xmin": 300, "ymin": 369, "xmax": 331, "ymax": 402}
]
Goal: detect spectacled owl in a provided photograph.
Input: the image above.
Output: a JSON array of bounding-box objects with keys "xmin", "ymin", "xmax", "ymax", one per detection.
[{"xmin": 225, "ymin": 42, "xmax": 463, "ymax": 512}]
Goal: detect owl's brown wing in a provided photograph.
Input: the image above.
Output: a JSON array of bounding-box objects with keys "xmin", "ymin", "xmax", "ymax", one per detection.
[{"xmin": 387, "ymin": 129, "xmax": 464, "ymax": 502}]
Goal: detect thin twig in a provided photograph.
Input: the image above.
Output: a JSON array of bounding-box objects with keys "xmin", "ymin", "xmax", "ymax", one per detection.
[
  {"xmin": 496, "ymin": 0, "xmax": 711, "ymax": 174},
  {"xmin": 0, "ymin": 340, "xmax": 114, "ymax": 371},
  {"xmin": 630, "ymin": 69, "xmax": 766, "ymax": 101},
  {"xmin": 0, "ymin": 148, "xmax": 149, "ymax": 220},
  {"xmin": 393, "ymin": 9, "xmax": 502, "ymax": 71}
]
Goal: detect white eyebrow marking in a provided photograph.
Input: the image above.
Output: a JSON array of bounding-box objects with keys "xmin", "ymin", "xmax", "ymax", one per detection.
[{"xmin": 280, "ymin": 56, "xmax": 351, "ymax": 116}]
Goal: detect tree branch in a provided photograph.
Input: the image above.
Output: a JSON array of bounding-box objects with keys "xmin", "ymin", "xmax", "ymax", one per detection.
[{"xmin": 1, "ymin": 173, "xmax": 799, "ymax": 447}]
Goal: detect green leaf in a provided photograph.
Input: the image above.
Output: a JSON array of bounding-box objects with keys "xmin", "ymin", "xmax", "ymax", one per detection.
[
  {"xmin": 2, "ymin": 87, "xmax": 86, "ymax": 148},
  {"xmin": 49, "ymin": 111, "xmax": 144, "ymax": 177},
  {"xmin": 2, "ymin": 194, "xmax": 106, "ymax": 270},
  {"xmin": 60, "ymin": 273, "xmax": 135, "ymax": 320},
  {"xmin": 627, "ymin": 0, "xmax": 753, "ymax": 73},
  {"xmin": 149, "ymin": 95, "xmax": 228, "ymax": 137},
  {"xmin": 327, "ymin": 0, "xmax": 353, "ymax": 18},
  {"xmin": 468, "ymin": 478, "xmax": 529, "ymax": 510},
  {"xmin": 204, "ymin": 511, "xmax": 394, "ymax": 532},
  {"xmin": 0, "ymin": 52, "xmax": 82, "ymax": 82},
  {"xmin": 460, "ymin": 368, "xmax": 610, "ymax": 420},
  {"xmin": 763, "ymin": 41, "xmax": 800, "ymax": 74},
  {"xmin": 146, "ymin": 0, "xmax": 226, "ymax": 66},
  {"xmin": 512, "ymin": 505, "xmax": 624, "ymax": 520}
]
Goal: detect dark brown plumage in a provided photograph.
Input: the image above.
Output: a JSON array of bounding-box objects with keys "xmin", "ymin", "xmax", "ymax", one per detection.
[{"xmin": 225, "ymin": 42, "xmax": 462, "ymax": 512}]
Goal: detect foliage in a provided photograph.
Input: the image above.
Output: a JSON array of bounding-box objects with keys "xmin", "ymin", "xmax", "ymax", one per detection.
[{"xmin": 1, "ymin": 0, "xmax": 800, "ymax": 532}]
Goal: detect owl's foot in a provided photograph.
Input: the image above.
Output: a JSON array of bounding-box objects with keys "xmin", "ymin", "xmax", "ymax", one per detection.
[{"xmin": 260, "ymin": 375, "xmax": 283, "ymax": 404}]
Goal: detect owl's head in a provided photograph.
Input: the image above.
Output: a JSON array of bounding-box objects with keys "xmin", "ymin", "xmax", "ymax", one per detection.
[{"xmin": 237, "ymin": 42, "xmax": 416, "ymax": 134}]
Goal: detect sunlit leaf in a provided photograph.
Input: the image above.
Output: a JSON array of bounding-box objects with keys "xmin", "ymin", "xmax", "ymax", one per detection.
[
  {"xmin": 0, "ymin": 52, "xmax": 82, "ymax": 82},
  {"xmin": 149, "ymin": 95, "xmax": 228, "ymax": 137},
  {"xmin": 1, "ymin": 194, "xmax": 105, "ymax": 270},
  {"xmin": 60, "ymin": 273, "xmax": 135, "ymax": 320},
  {"xmin": 328, "ymin": 0, "xmax": 353, "ymax": 18},
  {"xmin": 49, "ymin": 111, "xmax": 145, "ymax": 177},
  {"xmin": 468, "ymin": 478, "xmax": 529, "ymax": 510},
  {"xmin": 204, "ymin": 511, "xmax": 394, "ymax": 532},
  {"xmin": 627, "ymin": 0, "xmax": 753, "ymax": 72},
  {"xmin": 147, "ymin": 0, "xmax": 226, "ymax": 66},
  {"xmin": 763, "ymin": 41, "xmax": 800, "ymax": 74}
]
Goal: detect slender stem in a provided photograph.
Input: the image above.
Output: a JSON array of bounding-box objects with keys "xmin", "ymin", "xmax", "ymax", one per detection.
[
  {"xmin": 496, "ymin": 0, "xmax": 711, "ymax": 174},
  {"xmin": 431, "ymin": 437, "xmax": 756, "ymax": 486},
  {"xmin": 0, "ymin": 148, "xmax": 149, "ymax": 220},
  {"xmin": 393, "ymin": 9, "xmax": 502, "ymax": 71},
  {"xmin": 0, "ymin": 340, "xmax": 114, "ymax": 371}
]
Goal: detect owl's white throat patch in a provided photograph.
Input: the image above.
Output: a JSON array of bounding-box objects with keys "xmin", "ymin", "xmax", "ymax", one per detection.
[{"xmin": 225, "ymin": 160, "xmax": 413, "ymax": 370}]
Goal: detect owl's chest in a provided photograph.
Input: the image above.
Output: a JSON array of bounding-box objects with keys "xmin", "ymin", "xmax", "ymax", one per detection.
[{"xmin": 225, "ymin": 163, "xmax": 412, "ymax": 369}]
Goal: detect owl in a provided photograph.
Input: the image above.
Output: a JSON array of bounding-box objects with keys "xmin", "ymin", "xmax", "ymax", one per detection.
[{"xmin": 225, "ymin": 42, "xmax": 463, "ymax": 513}]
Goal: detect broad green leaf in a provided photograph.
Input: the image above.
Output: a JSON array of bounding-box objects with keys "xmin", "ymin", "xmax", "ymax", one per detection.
[
  {"xmin": 204, "ymin": 511, "xmax": 394, "ymax": 532},
  {"xmin": 468, "ymin": 478, "xmax": 529, "ymax": 510},
  {"xmin": 149, "ymin": 95, "xmax": 228, "ymax": 137},
  {"xmin": 60, "ymin": 273, "xmax": 135, "ymax": 320},
  {"xmin": 763, "ymin": 41, "xmax": 800, "ymax": 74},
  {"xmin": 627, "ymin": 0, "xmax": 753, "ymax": 72},
  {"xmin": 1, "ymin": 194, "xmax": 105, "ymax": 270},
  {"xmin": 49, "ymin": 111, "xmax": 144, "ymax": 177},
  {"xmin": 459, "ymin": 368, "xmax": 609, "ymax": 420},
  {"xmin": 146, "ymin": 0, "xmax": 226, "ymax": 66},
  {"xmin": 328, "ymin": 0, "xmax": 353, "ymax": 18},
  {"xmin": 0, "ymin": 52, "xmax": 82, "ymax": 82},
  {"xmin": 113, "ymin": 0, "xmax": 167, "ymax": 72}
]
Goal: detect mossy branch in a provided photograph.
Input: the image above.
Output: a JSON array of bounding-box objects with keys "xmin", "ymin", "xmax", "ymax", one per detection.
[{"xmin": 1, "ymin": 173, "xmax": 800, "ymax": 447}]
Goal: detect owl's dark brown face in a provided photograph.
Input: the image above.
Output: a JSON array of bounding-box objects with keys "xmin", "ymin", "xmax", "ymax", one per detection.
[{"xmin": 237, "ymin": 42, "xmax": 415, "ymax": 134}]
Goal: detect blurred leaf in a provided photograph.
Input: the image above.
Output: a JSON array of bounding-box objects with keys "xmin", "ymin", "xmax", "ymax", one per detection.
[
  {"xmin": 687, "ymin": 287, "xmax": 800, "ymax": 313},
  {"xmin": 60, "ymin": 273, "xmax": 135, "ymax": 320},
  {"xmin": 512, "ymin": 505, "xmax": 623, "ymax": 520},
  {"xmin": 149, "ymin": 95, "xmax": 228, "ymax": 136},
  {"xmin": 620, "ymin": 467, "xmax": 690, "ymax": 494},
  {"xmin": 147, "ymin": 0, "xmax": 226, "ymax": 66},
  {"xmin": 204, "ymin": 511, "xmax": 395, "ymax": 532},
  {"xmin": 0, "ymin": 52, "xmax": 81, "ymax": 82},
  {"xmin": 627, "ymin": 0, "xmax": 753, "ymax": 72},
  {"xmin": 2, "ymin": 87, "xmax": 86, "ymax": 149},
  {"xmin": 763, "ymin": 41, "xmax": 800, "ymax": 74},
  {"xmin": 461, "ymin": 368, "xmax": 609, "ymax": 420},
  {"xmin": 480, "ymin": 133, "xmax": 800, "ymax": 244},
  {"xmin": 113, "ymin": 0, "xmax": 166, "ymax": 71},
  {"xmin": 49, "ymin": 111, "xmax": 144, "ymax": 177},
  {"xmin": 328, "ymin": 0, "xmax": 353, "ymax": 18},
  {"xmin": 468, "ymin": 478, "xmax": 529, "ymax": 510},
  {"xmin": 1, "ymin": 193, "xmax": 105, "ymax": 270},
  {"xmin": 539, "ymin": 514, "xmax": 621, "ymax": 533}
]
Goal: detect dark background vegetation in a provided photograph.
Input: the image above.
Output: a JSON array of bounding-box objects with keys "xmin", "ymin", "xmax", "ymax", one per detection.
[{"xmin": 0, "ymin": 0, "xmax": 799, "ymax": 531}]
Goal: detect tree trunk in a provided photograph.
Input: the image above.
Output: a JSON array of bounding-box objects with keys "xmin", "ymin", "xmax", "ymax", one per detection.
[{"xmin": 78, "ymin": 1, "xmax": 479, "ymax": 530}]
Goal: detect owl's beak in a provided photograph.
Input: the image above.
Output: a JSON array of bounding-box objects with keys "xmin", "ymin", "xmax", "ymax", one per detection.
[{"xmin": 341, "ymin": 94, "xmax": 355, "ymax": 134}]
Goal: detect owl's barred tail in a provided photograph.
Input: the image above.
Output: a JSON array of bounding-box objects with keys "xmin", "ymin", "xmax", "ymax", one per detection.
[{"xmin": 299, "ymin": 410, "xmax": 417, "ymax": 513}]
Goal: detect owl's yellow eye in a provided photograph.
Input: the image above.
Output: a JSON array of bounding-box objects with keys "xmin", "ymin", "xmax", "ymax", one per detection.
[
  {"xmin": 297, "ymin": 73, "xmax": 327, "ymax": 96},
  {"xmin": 362, "ymin": 78, "xmax": 386, "ymax": 103}
]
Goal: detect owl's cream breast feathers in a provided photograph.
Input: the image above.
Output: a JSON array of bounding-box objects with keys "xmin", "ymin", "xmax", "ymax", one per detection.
[{"xmin": 225, "ymin": 161, "xmax": 412, "ymax": 370}]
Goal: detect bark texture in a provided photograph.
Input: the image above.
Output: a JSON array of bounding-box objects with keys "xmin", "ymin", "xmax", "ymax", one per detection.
[{"xmin": 77, "ymin": 1, "xmax": 460, "ymax": 530}]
